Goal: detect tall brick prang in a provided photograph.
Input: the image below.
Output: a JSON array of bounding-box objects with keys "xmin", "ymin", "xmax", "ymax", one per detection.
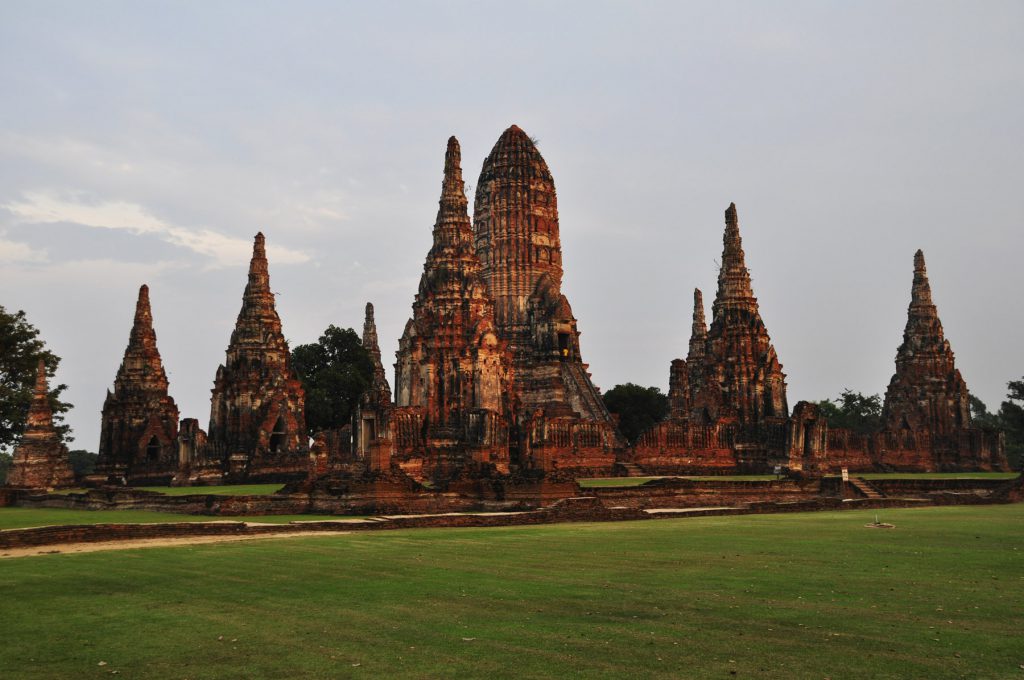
[
  {"xmin": 7, "ymin": 361, "xmax": 74, "ymax": 490},
  {"xmin": 95, "ymin": 284, "xmax": 180, "ymax": 484},
  {"xmin": 473, "ymin": 125, "xmax": 616, "ymax": 472}
]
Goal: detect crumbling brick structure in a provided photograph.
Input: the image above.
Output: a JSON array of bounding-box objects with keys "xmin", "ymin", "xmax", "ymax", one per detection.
[
  {"xmin": 392, "ymin": 137, "xmax": 515, "ymax": 481},
  {"xmin": 94, "ymin": 284, "xmax": 180, "ymax": 484},
  {"xmin": 875, "ymin": 250, "xmax": 1005, "ymax": 470},
  {"xmin": 473, "ymin": 125, "xmax": 618, "ymax": 473},
  {"xmin": 7, "ymin": 361, "xmax": 74, "ymax": 490},
  {"xmin": 634, "ymin": 204, "xmax": 788, "ymax": 472},
  {"xmin": 207, "ymin": 233, "xmax": 308, "ymax": 481}
]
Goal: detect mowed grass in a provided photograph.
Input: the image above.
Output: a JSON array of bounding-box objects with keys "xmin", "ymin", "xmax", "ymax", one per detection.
[
  {"xmin": 0, "ymin": 508, "xmax": 356, "ymax": 530},
  {"xmin": 1, "ymin": 505, "xmax": 1021, "ymax": 679}
]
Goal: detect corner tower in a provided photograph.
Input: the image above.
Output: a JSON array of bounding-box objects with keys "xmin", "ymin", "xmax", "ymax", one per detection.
[
  {"xmin": 208, "ymin": 233, "xmax": 307, "ymax": 480},
  {"xmin": 7, "ymin": 361, "xmax": 74, "ymax": 489},
  {"xmin": 96, "ymin": 284, "xmax": 180, "ymax": 483},
  {"xmin": 882, "ymin": 250, "xmax": 970, "ymax": 434},
  {"xmin": 693, "ymin": 203, "xmax": 787, "ymax": 426}
]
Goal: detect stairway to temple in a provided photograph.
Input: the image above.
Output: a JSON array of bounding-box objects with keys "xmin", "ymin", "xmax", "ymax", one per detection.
[
  {"xmin": 560, "ymin": 362, "xmax": 613, "ymax": 422},
  {"xmin": 617, "ymin": 463, "xmax": 646, "ymax": 477},
  {"xmin": 848, "ymin": 477, "xmax": 885, "ymax": 499}
]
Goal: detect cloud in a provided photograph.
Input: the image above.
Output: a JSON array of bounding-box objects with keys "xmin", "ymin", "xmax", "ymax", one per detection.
[
  {"xmin": 4, "ymin": 192, "xmax": 311, "ymax": 267},
  {"xmin": 0, "ymin": 237, "xmax": 48, "ymax": 264}
]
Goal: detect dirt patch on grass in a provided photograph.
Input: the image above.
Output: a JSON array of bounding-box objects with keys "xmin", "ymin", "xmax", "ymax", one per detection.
[{"xmin": 0, "ymin": 530, "xmax": 350, "ymax": 559}]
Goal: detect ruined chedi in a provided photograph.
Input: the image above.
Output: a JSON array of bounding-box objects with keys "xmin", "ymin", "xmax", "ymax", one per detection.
[
  {"xmin": 690, "ymin": 203, "xmax": 788, "ymax": 430},
  {"xmin": 362, "ymin": 302, "xmax": 392, "ymax": 407},
  {"xmin": 7, "ymin": 361, "xmax": 74, "ymax": 489},
  {"xmin": 352, "ymin": 301, "xmax": 394, "ymax": 466},
  {"xmin": 95, "ymin": 284, "xmax": 180, "ymax": 484},
  {"xmin": 664, "ymin": 288, "xmax": 711, "ymax": 420},
  {"xmin": 632, "ymin": 207, "xmax": 788, "ymax": 473},
  {"xmin": 879, "ymin": 250, "xmax": 1006, "ymax": 470},
  {"xmin": 208, "ymin": 233, "xmax": 308, "ymax": 480},
  {"xmin": 882, "ymin": 250, "xmax": 970, "ymax": 434},
  {"xmin": 473, "ymin": 125, "xmax": 616, "ymax": 471},
  {"xmin": 394, "ymin": 136, "xmax": 515, "ymax": 477}
]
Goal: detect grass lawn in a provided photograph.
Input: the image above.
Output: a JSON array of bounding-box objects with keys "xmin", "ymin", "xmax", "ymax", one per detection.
[
  {"xmin": 0, "ymin": 505, "xmax": 1021, "ymax": 679},
  {"xmin": 135, "ymin": 484, "xmax": 285, "ymax": 496},
  {"xmin": 0, "ymin": 508, "xmax": 357, "ymax": 530}
]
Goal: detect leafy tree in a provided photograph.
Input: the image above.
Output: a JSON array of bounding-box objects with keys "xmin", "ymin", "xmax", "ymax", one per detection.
[
  {"xmin": 603, "ymin": 383, "xmax": 669, "ymax": 445},
  {"xmin": 814, "ymin": 390, "xmax": 882, "ymax": 435},
  {"xmin": 0, "ymin": 451, "xmax": 10, "ymax": 484},
  {"xmin": 291, "ymin": 325, "xmax": 374, "ymax": 437},
  {"xmin": 0, "ymin": 305, "xmax": 72, "ymax": 450},
  {"xmin": 969, "ymin": 394, "xmax": 1000, "ymax": 429},
  {"xmin": 998, "ymin": 378, "xmax": 1024, "ymax": 469},
  {"xmin": 68, "ymin": 449, "xmax": 98, "ymax": 478}
]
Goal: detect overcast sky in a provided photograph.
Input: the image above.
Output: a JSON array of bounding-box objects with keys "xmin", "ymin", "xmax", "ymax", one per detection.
[{"xmin": 1, "ymin": 1, "xmax": 1021, "ymax": 451}]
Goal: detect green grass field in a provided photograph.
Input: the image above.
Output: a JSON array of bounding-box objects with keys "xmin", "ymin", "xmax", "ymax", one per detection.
[
  {"xmin": 1, "ymin": 504, "xmax": 1021, "ymax": 679},
  {"xmin": 0, "ymin": 508, "xmax": 356, "ymax": 530}
]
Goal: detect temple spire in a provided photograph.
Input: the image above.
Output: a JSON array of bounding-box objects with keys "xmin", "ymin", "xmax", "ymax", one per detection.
[
  {"xmin": 431, "ymin": 136, "xmax": 472, "ymax": 252},
  {"xmin": 7, "ymin": 359, "xmax": 73, "ymax": 489},
  {"xmin": 129, "ymin": 284, "xmax": 156, "ymax": 346},
  {"xmin": 363, "ymin": 302, "xmax": 391, "ymax": 403},
  {"xmin": 689, "ymin": 288, "xmax": 707, "ymax": 355},
  {"xmin": 243, "ymin": 232, "xmax": 272, "ymax": 306},
  {"xmin": 96, "ymin": 282, "xmax": 179, "ymax": 482},
  {"xmin": 911, "ymin": 249, "xmax": 934, "ymax": 307},
  {"xmin": 714, "ymin": 202, "xmax": 755, "ymax": 307},
  {"xmin": 26, "ymin": 360, "xmax": 53, "ymax": 430}
]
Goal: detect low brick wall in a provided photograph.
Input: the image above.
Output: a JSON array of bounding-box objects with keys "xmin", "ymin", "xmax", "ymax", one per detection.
[{"xmin": 590, "ymin": 478, "xmax": 824, "ymax": 509}]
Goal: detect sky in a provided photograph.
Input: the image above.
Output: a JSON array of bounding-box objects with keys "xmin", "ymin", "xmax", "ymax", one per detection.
[{"xmin": 1, "ymin": 1, "xmax": 1022, "ymax": 451}]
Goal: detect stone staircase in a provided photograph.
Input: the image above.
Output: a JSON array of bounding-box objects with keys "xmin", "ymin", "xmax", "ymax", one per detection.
[
  {"xmin": 848, "ymin": 477, "xmax": 885, "ymax": 500},
  {"xmin": 617, "ymin": 462, "xmax": 646, "ymax": 477}
]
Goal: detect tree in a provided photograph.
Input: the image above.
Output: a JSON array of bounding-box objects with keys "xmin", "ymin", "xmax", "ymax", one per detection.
[
  {"xmin": 603, "ymin": 383, "xmax": 669, "ymax": 445},
  {"xmin": 969, "ymin": 394, "xmax": 1000, "ymax": 429},
  {"xmin": 998, "ymin": 378, "xmax": 1024, "ymax": 470},
  {"xmin": 0, "ymin": 305, "xmax": 72, "ymax": 450},
  {"xmin": 814, "ymin": 390, "xmax": 882, "ymax": 435},
  {"xmin": 68, "ymin": 449, "xmax": 98, "ymax": 478},
  {"xmin": 291, "ymin": 325, "xmax": 374, "ymax": 437}
]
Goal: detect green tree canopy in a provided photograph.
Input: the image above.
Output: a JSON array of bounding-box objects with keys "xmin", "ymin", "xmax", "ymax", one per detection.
[
  {"xmin": 997, "ymin": 378, "xmax": 1024, "ymax": 469},
  {"xmin": 814, "ymin": 390, "xmax": 882, "ymax": 435},
  {"xmin": 603, "ymin": 383, "xmax": 669, "ymax": 445},
  {"xmin": 291, "ymin": 325, "xmax": 374, "ymax": 437},
  {"xmin": 0, "ymin": 305, "xmax": 72, "ymax": 450}
]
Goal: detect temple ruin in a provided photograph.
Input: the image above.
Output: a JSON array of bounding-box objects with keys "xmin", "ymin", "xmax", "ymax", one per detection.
[
  {"xmin": 472, "ymin": 125, "xmax": 618, "ymax": 473},
  {"xmin": 69, "ymin": 126, "xmax": 1007, "ymax": 488},
  {"xmin": 94, "ymin": 284, "xmax": 180, "ymax": 485},
  {"xmin": 206, "ymin": 232, "xmax": 308, "ymax": 481},
  {"xmin": 633, "ymin": 204, "xmax": 789, "ymax": 472},
  {"xmin": 391, "ymin": 136, "xmax": 515, "ymax": 481},
  {"xmin": 7, "ymin": 361, "xmax": 74, "ymax": 490}
]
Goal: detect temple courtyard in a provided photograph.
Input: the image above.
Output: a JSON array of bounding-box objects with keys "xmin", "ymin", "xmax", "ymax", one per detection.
[{"xmin": 0, "ymin": 502, "xmax": 1020, "ymax": 679}]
